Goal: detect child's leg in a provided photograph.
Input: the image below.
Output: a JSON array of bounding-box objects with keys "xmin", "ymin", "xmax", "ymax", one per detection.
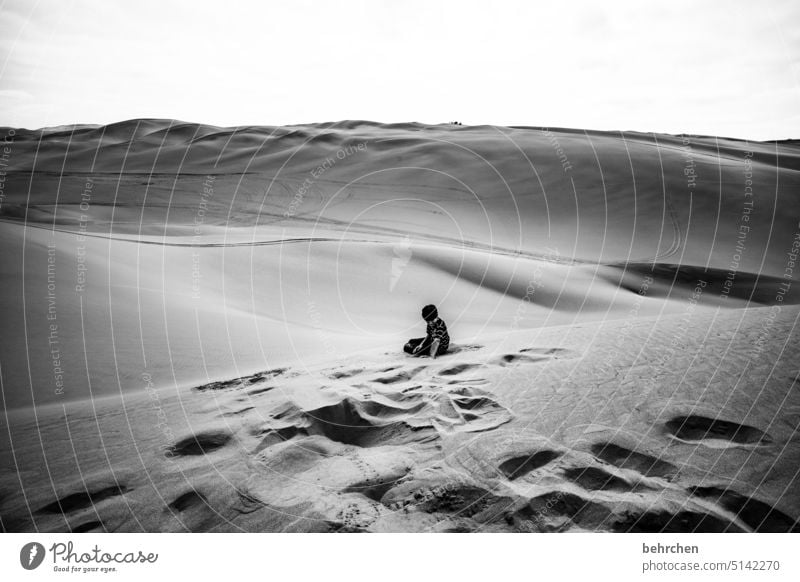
[
  {"xmin": 403, "ymin": 337, "xmax": 430, "ymax": 356},
  {"xmin": 404, "ymin": 337, "xmax": 424, "ymax": 354}
]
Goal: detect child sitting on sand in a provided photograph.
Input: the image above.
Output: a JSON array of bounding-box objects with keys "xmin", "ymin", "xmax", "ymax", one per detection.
[{"xmin": 404, "ymin": 304, "xmax": 450, "ymax": 359}]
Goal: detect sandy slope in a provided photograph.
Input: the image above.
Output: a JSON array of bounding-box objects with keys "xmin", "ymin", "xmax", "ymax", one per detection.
[
  {"xmin": 1, "ymin": 307, "xmax": 798, "ymax": 532},
  {"xmin": 0, "ymin": 120, "xmax": 798, "ymax": 532}
]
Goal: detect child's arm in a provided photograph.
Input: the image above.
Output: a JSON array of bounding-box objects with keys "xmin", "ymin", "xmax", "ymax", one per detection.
[{"xmin": 429, "ymin": 338, "xmax": 441, "ymax": 359}]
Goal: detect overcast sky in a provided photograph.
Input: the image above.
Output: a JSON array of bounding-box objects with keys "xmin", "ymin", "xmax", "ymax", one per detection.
[{"xmin": 1, "ymin": 0, "xmax": 798, "ymax": 139}]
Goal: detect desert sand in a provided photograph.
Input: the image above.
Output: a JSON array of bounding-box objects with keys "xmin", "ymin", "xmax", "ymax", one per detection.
[{"xmin": 0, "ymin": 120, "xmax": 798, "ymax": 532}]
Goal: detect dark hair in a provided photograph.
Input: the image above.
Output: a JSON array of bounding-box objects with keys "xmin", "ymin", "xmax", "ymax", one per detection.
[{"xmin": 421, "ymin": 304, "xmax": 438, "ymax": 321}]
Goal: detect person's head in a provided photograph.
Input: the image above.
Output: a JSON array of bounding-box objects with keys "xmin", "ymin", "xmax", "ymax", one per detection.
[{"xmin": 421, "ymin": 304, "xmax": 438, "ymax": 322}]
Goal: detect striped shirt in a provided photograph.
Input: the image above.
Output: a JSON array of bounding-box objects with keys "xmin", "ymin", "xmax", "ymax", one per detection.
[{"xmin": 426, "ymin": 317, "xmax": 450, "ymax": 352}]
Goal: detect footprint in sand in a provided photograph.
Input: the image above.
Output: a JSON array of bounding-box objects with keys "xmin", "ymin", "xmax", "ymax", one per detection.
[
  {"xmin": 163, "ymin": 488, "xmax": 225, "ymax": 532},
  {"xmin": 520, "ymin": 347, "xmax": 574, "ymax": 357},
  {"xmin": 194, "ymin": 368, "xmax": 287, "ymax": 392},
  {"xmin": 513, "ymin": 490, "xmax": 743, "ymax": 533},
  {"xmin": 371, "ymin": 366, "xmax": 427, "ymax": 385},
  {"xmin": 437, "ymin": 363, "xmax": 484, "ymax": 376},
  {"xmin": 562, "ymin": 466, "xmax": 640, "ymax": 492},
  {"xmin": 664, "ymin": 415, "xmax": 772, "ymax": 447},
  {"xmin": 234, "ymin": 489, "xmax": 268, "ymax": 515},
  {"xmin": 447, "ymin": 378, "xmax": 489, "ymax": 386},
  {"xmin": 590, "ymin": 442, "xmax": 678, "ymax": 479},
  {"xmin": 329, "ymin": 368, "xmax": 364, "ymax": 380},
  {"xmin": 687, "ymin": 486, "xmax": 799, "ymax": 532},
  {"xmin": 492, "ymin": 353, "xmax": 541, "ymax": 367},
  {"xmin": 168, "ymin": 490, "xmax": 208, "ymax": 512},
  {"xmin": 516, "ymin": 491, "xmax": 613, "ymax": 531},
  {"xmin": 38, "ymin": 484, "xmax": 129, "ymax": 514},
  {"xmin": 166, "ymin": 430, "xmax": 233, "ymax": 457},
  {"xmin": 219, "ymin": 406, "xmax": 255, "ymax": 418},
  {"xmin": 247, "ymin": 386, "xmax": 275, "ymax": 397},
  {"xmin": 446, "ymin": 344, "xmax": 484, "ymax": 354},
  {"xmin": 492, "ymin": 347, "xmax": 576, "ymax": 368},
  {"xmin": 69, "ymin": 521, "xmax": 104, "ymax": 533},
  {"xmin": 611, "ymin": 509, "xmax": 744, "ymax": 533},
  {"xmin": 342, "ymin": 478, "xmax": 405, "ymax": 504},
  {"xmin": 498, "ymin": 450, "xmax": 562, "ymax": 480}
]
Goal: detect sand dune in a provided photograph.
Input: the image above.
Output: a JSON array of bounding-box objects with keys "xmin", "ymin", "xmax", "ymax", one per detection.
[
  {"xmin": 0, "ymin": 120, "xmax": 798, "ymax": 532},
  {"xmin": 3, "ymin": 119, "xmax": 799, "ymax": 270},
  {"xmin": 2, "ymin": 307, "xmax": 798, "ymax": 532}
]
